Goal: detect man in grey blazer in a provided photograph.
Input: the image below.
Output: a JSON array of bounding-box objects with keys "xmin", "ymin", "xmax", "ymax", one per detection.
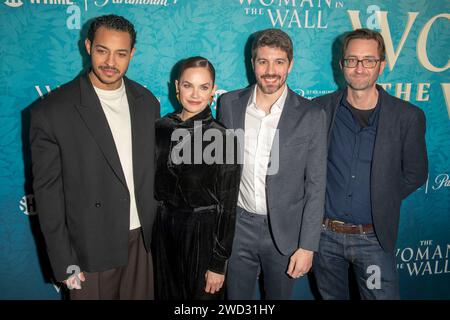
[
  {"xmin": 312, "ymin": 29, "xmax": 428, "ymax": 299},
  {"xmin": 217, "ymin": 29, "xmax": 327, "ymax": 299}
]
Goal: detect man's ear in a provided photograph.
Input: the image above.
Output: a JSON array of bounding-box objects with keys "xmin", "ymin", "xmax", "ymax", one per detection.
[
  {"xmin": 85, "ymin": 39, "xmax": 92, "ymax": 56},
  {"xmin": 379, "ymin": 60, "xmax": 386, "ymax": 75},
  {"xmin": 288, "ymin": 58, "xmax": 294, "ymax": 73},
  {"xmin": 130, "ymin": 47, "xmax": 136, "ymax": 59}
]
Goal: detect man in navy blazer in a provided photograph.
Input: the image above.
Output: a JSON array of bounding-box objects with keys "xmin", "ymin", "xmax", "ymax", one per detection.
[
  {"xmin": 218, "ymin": 29, "xmax": 327, "ymax": 299},
  {"xmin": 313, "ymin": 29, "xmax": 428, "ymax": 299}
]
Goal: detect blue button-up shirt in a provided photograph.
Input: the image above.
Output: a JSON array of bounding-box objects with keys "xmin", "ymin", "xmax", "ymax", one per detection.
[{"xmin": 325, "ymin": 91, "xmax": 381, "ymax": 224}]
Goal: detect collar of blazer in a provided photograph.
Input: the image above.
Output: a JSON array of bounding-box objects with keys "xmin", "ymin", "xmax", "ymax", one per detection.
[
  {"xmin": 232, "ymin": 85, "xmax": 307, "ymax": 180},
  {"xmin": 326, "ymin": 85, "xmax": 396, "ymax": 186},
  {"xmin": 78, "ymin": 73, "xmax": 143, "ymax": 108},
  {"xmin": 330, "ymin": 84, "xmax": 392, "ymax": 117},
  {"xmin": 232, "ymin": 84, "xmax": 304, "ymax": 130},
  {"xmin": 326, "ymin": 84, "xmax": 393, "ymax": 138},
  {"xmin": 74, "ymin": 73, "xmax": 146, "ymax": 190}
]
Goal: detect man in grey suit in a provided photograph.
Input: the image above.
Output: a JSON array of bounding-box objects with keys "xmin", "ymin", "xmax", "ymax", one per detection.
[{"xmin": 217, "ymin": 29, "xmax": 327, "ymax": 299}]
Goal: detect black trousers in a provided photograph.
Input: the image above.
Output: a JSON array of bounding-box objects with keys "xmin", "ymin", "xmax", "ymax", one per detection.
[{"xmin": 69, "ymin": 227, "xmax": 154, "ymax": 300}]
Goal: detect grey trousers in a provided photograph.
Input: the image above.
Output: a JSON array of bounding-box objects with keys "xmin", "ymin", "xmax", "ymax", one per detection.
[{"xmin": 226, "ymin": 207, "xmax": 295, "ymax": 300}]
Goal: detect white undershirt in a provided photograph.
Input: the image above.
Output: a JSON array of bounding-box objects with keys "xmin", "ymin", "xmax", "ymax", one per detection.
[
  {"xmin": 94, "ymin": 80, "xmax": 141, "ymax": 230},
  {"xmin": 238, "ymin": 85, "xmax": 287, "ymax": 215}
]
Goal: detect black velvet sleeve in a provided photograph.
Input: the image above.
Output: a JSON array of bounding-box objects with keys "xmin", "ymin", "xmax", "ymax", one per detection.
[{"xmin": 208, "ymin": 133, "xmax": 241, "ymax": 274}]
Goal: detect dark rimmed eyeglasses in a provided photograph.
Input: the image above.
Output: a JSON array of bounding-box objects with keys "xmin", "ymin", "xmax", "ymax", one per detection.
[{"xmin": 342, "ymin": 58, "xmax": 381, "ymax": 68}]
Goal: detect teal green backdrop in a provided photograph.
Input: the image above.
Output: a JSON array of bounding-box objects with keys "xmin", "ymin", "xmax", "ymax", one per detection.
[{"xmin": 1, "ymin": 0, "xmax": 449, "ymax": 299}]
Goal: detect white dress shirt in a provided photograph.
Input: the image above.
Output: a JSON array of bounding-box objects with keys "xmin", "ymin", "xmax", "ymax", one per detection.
[{"xmin": 238, "ymin": 85, "xmax": 288, "ymax": 215}]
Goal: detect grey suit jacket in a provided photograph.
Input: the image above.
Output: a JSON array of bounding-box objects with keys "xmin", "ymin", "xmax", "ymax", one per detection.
[{"xmin": 217, "ymin": 85, "xmax": 327, "ymax": 255}]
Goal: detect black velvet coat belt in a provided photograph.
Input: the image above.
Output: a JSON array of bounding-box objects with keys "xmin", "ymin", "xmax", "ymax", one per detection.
[{"xmin": 154, "ymin": 106, "xmax": 240, "ymax": 274}]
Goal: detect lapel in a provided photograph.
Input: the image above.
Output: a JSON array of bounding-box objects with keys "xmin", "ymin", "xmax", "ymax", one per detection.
[
  {"xmin": 233, "ymin": 85, "xmax": 305, "ymax": 146},
  {"xmin": 233, "ymin": 86, "xmax": 253, "ymax": 131},
  {"xmin": 75, "ymin": 74, "xmax": 127, "ymax": 188},
  {"xmin": 275, "ymin": 88, "xmax": 303, "ymax": 149},
  {"xmin": 231, "ymin": 86, "xmax": 252, "ymax": 167},
  {"xmin": 266, "ymin": 88, "xmax": 303, "ymax": 183},
  {"xmin": 371, "ymin": 86, "xmax": 391, "ymax": 181},
  {"xmin": 327, "ymin": 89, "xmax": 345, "ymax": 146},
  {"xmin": 125, "ymin": 77, "xmax": 146, "ymax": 193}
]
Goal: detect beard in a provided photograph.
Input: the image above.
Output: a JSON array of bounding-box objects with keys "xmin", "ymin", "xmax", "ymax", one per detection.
[{"xmin": 256, "ymin": 74, "xmax": 286, "ymax": 94}]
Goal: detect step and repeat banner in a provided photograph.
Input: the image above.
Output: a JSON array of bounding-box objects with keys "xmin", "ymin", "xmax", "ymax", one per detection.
[{"xmin": 0, "ymin": 0, "xmax": 449, "ymax": 299}]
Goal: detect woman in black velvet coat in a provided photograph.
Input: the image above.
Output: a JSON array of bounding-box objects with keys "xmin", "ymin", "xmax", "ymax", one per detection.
[{"xmin": 152, "ymin": 57, "xmax": 240, "ymax": 300}]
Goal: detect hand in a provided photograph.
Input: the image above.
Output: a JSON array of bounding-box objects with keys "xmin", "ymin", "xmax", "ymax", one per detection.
[
  {"xmin": 204, "ymin": 270, "xmax": 224, "ymax": 294},
  {"xmin": 63, "ymin": 272, "xmax": 85, "ymax": 290},
  {"xmin": 287, "ymin": 248, "xmax": 314, "ymax": 279}
]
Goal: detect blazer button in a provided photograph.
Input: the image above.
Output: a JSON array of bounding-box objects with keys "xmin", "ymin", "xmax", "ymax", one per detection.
[{"xmin": 95, "ymin": 202, "xmax": 101, "ymax": 208}]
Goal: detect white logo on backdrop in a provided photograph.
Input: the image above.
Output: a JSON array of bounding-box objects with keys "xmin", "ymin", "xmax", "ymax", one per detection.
[
  {"xmin": 423, "ymin": 173, "xmax": 450, "ymax": 194},
  {"xmin": 292, "ymin": 88, "xmax": 334, "ymax": 99},
  {"xmin": 396, "ymin": 240, "xmax": 450, "ymax": 276},
  {"xmin": 29, "ymin": 0, "xmax": 74, "ymax": 4},
  {"xmin": 238, "ymin": 0, "xmax": 345, "ymax": 29},
  {"xmin": 94, "ymin": 0, "xmax": 176, "ymax": 7},
  {"xmin": 35, "ymin": 85, "xmax": 53, "ymax": 98},
  {"xmin": 4, "ymin": 0, "xmax": 23, "ymax": 7},
  {"xmin": 19, "ymin": 194, "xmax": 37, "ymax": 216}
]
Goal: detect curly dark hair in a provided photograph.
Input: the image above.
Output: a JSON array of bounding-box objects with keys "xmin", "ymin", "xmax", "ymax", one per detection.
[
  {"xmin": 87, "ymin": 14, "xmax": 136, "ymax": 49},
  {"xmin": 251, "ymin": 28, "xmax": 293, "ymax": 62}
]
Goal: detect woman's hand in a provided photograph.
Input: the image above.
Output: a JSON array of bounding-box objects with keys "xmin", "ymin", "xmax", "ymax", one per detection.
[{"xmin": 204, "ymin": 270, "xmax": 224, "ymax": 294}]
